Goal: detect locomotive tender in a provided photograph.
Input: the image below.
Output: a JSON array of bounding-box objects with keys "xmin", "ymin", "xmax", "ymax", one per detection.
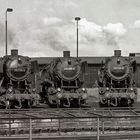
[
  {"xmin": 0, "ymin": 49, "xmax": 40, "ymax": 109},
  {"xmin": 40, "ymin": 51, "xmax": 88, "ymax": 107},
  {"xmin": 98, "ymin": 50, "xmax": 137, "ymax": 107}
]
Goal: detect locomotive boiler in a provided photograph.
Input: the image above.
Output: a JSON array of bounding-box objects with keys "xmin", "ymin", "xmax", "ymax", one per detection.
[
  {"xmin": 40, "ymin": 51, "xmax": 88, "ymax": 107},
  {"xmin": 0, "ymin": 49, "xmax": 40, "ymax": 109},
  {"xmin": 98, "ymin": 50, "xmax": 137, "ymax": 107}
]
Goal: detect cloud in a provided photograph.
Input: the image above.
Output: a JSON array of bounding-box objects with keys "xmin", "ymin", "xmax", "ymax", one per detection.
[
  {"xmin": 0, "ymin": 0, "xmax": 137, "ymax": 57},
  {"xmin": 79, "ymin": 18, "xmax": 103, "ymax": 43},
  {"xmin": 8, "ymin": 16, "xmax": 128, "ymax": 57},
  {"xmin": 43, "ymin": 17, "xmax": 62, "ymax": 26},
  {"xmin": 131, "ymin": 20, "xmax": 140, "ymax": 28},
  {"xmin": 103, "ymin": 23, "xmax": 126, "ymax": 36},
  {"xmin": 77, "ymin": 19, "xmax": 127, "ymax": 54},
  {"xmin": 102, "ymin": 23, "xmax": 127, "ymax": 47}
]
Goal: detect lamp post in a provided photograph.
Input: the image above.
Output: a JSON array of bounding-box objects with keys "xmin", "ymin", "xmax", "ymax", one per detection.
[
  {"xmin": 5, "ymin": 8, "xmax": 13, "ymax": 57},
  {"xmin": 75, "ymin": 17, "xmax": 81, "ymax": 58}
]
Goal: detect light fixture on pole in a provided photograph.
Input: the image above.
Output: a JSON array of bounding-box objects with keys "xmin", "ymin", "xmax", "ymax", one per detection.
[
  {"xmin": 75, "ymin": 17, "xmax": 81, "ymax": 58},
  {"xmin": 5, "ymin": 8, "xmax": 13, "ymax": 57}
]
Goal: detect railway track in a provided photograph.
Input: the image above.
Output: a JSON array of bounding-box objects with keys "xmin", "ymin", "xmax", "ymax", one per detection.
[
  {"xmin": 0, "ymin": 132, "xmax": 140, "ymax": 140},
  {"xmin": 0, "ymin": 107, "xmax": 140, "ymax": 138},
  {"xmin": 0, "ymin": 106, "xmax": 140, "ymax": 119}
]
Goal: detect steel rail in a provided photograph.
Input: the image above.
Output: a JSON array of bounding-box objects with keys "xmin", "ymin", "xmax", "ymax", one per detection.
[{"xmin": 0, "ymin": 107, "xmax": 140, "ymax": 119}]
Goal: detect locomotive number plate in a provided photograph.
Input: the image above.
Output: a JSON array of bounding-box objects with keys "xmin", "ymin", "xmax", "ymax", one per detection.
[
  {"xmin": 113, "ymin": 67, "xmax": 124, "ymax": 70},
  {"xmin": 64, "ymin": 67, "xmax": 75, "ymax": 70},
  {"xmin": 13, "ymin": 68, "xmax": 26, "ymax": 72}
]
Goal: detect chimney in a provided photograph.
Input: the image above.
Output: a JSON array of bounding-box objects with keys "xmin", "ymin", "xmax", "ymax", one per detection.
[
  {"xmin": 11, "ymin": 49, "xmax": 18, "ymax": 56},
  {"xmin": 114, "ymin": 50, "xmax": 121, "ymax": 57},
  {"xmin": 63, "ymin": 51, "xmax": 70, "ymax": 58}
]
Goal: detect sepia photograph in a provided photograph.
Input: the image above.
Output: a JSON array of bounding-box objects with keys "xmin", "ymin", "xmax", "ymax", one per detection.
[{"xmin": 0, "ymin": 0, "xmax": 140, "ymax": 139}]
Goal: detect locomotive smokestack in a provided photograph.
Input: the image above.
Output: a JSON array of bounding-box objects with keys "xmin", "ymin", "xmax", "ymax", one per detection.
[
  {"xmin": 63, "ymin": 51, "xmax": 70, "ymax": 58},
  {"xmin": 11, "ymin": 49, "xmax": 18, "ymax": 56},
  {"xmin": 114, "ymin": 50, "xmax": 121, "ymax": 57}
]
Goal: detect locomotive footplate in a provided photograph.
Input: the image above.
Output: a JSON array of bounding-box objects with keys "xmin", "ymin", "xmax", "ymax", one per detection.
[
  {"xmin": 101, "ymin": 92, "xmax": 137, "ymax": 99},
  {"xmin": 0, "ymin": 93, "xmax": 40, "ymax": 109},
  {"xmin": 99, "ymin": 88, "xmax": 137, "ymax": 106},
  {"xmin": 57, "ymin": 92, "xmax": 87, "ymax": 99},
  {"xmin": 48, "ymin": 92, "xmax": 87, "ymax": 107}
]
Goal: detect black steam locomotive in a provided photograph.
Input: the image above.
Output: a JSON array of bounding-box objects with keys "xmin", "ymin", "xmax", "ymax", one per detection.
[
  {"xmin": 40, "ymin": 51, "xmax": 87, "ymax": 107},
  {"xmin": 0, "ymin": 49, "xmax": 40, "ymax": 109},
  {"xmin": 98, "ymin": 50, "xmax": 137, "ymax": 107}
]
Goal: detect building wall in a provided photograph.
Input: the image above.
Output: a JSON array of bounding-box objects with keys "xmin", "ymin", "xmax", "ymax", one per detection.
[
  {"xmin": 86, "ymin": 64, "xmax": 100, "ymax": 88},
  {"xmin": 134, "ymin": 64, "xmax": 140, "ymax": 87}
]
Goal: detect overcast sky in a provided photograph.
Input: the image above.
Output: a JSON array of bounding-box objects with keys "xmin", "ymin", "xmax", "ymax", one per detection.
[{"xmin": 0, "ymin": 0, "xmax": 140, "ymax": 57}]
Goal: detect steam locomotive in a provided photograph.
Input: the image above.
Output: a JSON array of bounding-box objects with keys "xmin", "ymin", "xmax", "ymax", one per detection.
[
  {"xmin": 98, "ymin": 50, "xmax": 137, "ymax": 107},
  {"xmin": 0, "ymin": 49, "xmax": 40, "ymax": 109},
  {"xmin": 40, "ymin": 51, "xmax": 88, "ymax": 107}
]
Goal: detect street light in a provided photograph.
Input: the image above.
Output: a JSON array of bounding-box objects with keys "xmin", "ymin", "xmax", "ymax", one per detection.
[
  {"xmin": 5, "ymin": 8, "xmax": 13, "ymax": 56},
  {"xmin": 75, "ymin": 17, "xmax": 81, "ymax": 58}
]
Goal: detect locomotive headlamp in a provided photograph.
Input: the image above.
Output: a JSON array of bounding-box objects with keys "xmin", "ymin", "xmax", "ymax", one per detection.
[
  {"xmin": 57, "ymin": 88, "xmax": 61, "ymax": 92},
  {"xmin": 106, "ymin": 87, "xmax": 109, "ymax": 91},
  {"xmin": 130, "ymin": 87, "xmax": 133, "ymax": 91},
  {"xmin": 82, "ymin": 88, "xmax": 86, "ymax": 92}
]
